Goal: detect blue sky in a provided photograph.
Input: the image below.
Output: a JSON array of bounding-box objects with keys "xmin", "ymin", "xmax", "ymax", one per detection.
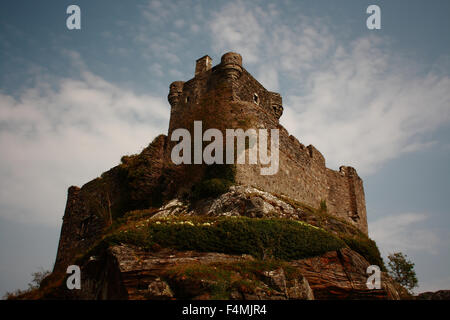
[{"xmin": 1, "ymin": 0, "xmax": 449, "ymax": 296}]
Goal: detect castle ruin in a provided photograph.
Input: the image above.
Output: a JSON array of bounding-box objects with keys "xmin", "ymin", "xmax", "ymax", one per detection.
[
  {"xmin": 53, "ymin": 52, "xmax": 367, "ymax": 274},
  {"xmin": 167, "ymin": 52, "xmax": 367, "ymax": 234}
]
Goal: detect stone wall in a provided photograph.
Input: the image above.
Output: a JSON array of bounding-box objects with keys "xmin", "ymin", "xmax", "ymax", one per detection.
[
  {"xmin": 54, "ymin": 51, "xmax": 369, "ymax": 274},
  {"xmin": 166, "ymin": 52, "xmax": 368, "ymax": 234}
]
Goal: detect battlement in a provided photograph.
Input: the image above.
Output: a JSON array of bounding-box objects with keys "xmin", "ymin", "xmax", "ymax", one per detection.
[{"xmin": 166, "ymin": 52, "xmax": 368, "ymax": 234}]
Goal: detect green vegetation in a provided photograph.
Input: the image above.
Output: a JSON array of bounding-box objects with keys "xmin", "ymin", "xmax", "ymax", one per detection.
[
  {"xmin": 340, "ymin": 234, "xmax": 385, "ymax": 270},
  {"xmin": 3, "ymin": 268, "xmax": 51, "ymax": 300},
  {"xmin": 387, "ymin": 252, "xmax": 418, "ymax": 292},
  {"xmin": 319, "ymin": 200, "xmax": 327, "ymax": 214},
  {"xmin": 117, "ymin": 137, "xmax": 168, "ymax": 212},
  {"xmin": 100, "ymin": 217, "xmax": 345, "ymax": 261},
  {"xmin": 191, "ymin": 164, "xmax": 236, "ymax": 201},
  {"xmin": 192, "ymin": 178, "xmax": 233, "ymax": 200},
  {"xmin": 271, "ymin": 192, "xmax": 385, "ymax": 269},
  {"xmin": 164, "ymin": 259, "xmax": 301, "ymax": 299}
]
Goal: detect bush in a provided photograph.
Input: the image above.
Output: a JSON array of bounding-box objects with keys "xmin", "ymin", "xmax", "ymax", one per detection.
[
  {"xmin": 340, "ymin": 234, "xmax": 385, "ymax": 271},
  {"xmin": 191, "ymin": 164, "xmax": 236, "ymax": 200},
  {"xmin": 387, "ymin": 252, "xmax": 418, "ymax": 292},
  {"xmin": 192, "ymin": 178, "xmax": 233, "ymax": 200},
  {"xmin": 104, "ymin": 217, "xmax": 346, "ymax": 261},
  {"xmin": 3, "ymin": 267, "xmax": 51, "ymax": 300}
]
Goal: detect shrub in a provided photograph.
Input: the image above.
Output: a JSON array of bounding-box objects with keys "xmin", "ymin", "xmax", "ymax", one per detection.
[
  {"xmin": 104, "ymin": 217, "xmax": 345, "ymax": 261},
  {"xmin": 340, "ymin": 234, "xmax": 385, "ymax": 271},
  {"xmin": 191, "ymin": 164, "xmax": 236, "ymax": 200},
  {"xmin": 192, "ymin": 178, "xmax": 233, "ymax": 200},
  {"xmin": 387, "ymin": 252, "xmax": 418, "ymax": 292}
]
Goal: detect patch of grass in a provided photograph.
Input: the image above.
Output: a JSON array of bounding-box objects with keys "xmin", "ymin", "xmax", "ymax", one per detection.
[
  {"xmin": 274, "ymin": 193, "xmax": 317, "ymax": 215},
  {"xmin": 100, "ymin": 217, "xmax": 345, "ymax": 261},
  {"xmin": 273, "ymin": 192, "xmax": 366, "ymax": 236},
  {"xmin": 340, "ymin": 234, "xmax": 386, "ymax": 271},
  {"xmin": 319, "ymin": 200, "xmax": 327, "ymax": 214},
  {"xmin": 163, "ymin": 259, "xmax": 299, "ymax": 299}
]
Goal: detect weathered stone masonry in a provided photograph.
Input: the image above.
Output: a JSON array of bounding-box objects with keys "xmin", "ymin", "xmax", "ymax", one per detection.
[
  {"xmin": 166, "ymin": 52, "xmax": 367, "ymax": 234},
  {"xmin": 53, "ymin": 52, "xmax": 367, "ymax": 273}
]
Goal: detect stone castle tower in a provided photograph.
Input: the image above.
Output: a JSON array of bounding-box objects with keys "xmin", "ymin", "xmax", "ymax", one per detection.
[
  {"xmin": 53, "ymin": 52, "xmax": 367, "ymax": 274},
  {"xmin": 167, "ymin": 52, "xmax": 367, "ymax": 234}
]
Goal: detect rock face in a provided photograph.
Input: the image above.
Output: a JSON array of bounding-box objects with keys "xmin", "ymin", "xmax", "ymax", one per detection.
[
  {"xmin": 49, "ymin": 244, "xmax": 409, "ymax": 300},
  {"xmin": 150, "ymin": 185, "xmax": 363, "ymax": 237},
  {"xmin": 72, "ymin": 245, "xmax": 314, "ymax": 300},
  {"xmin": 416, "ymin": 290, "xmax": 450, "ymax": 300},
  {"xmin": 291, "ymin": 248, "xmax": 409, "ymax": 300}
]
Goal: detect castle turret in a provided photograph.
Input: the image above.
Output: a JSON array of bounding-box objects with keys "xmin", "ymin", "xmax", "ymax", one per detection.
[
  {"xmin": 220, "ymin": 52, "xmax": 243, "ymax": 81},
  {"xmin": 168, "ymin": 81, "xmax": 184, "ymax": 108}
]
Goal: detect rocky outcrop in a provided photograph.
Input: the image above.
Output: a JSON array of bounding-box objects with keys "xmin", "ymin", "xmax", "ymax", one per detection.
[
  {"xmin": 72, "ymin": 244, "xmax": 314, "ymax": 300},
  {"xmin": 416, "ymin": 290, "xmax": 450, "ymax": 300},
  {"xmin": 51, "ymin": 244, "xmax": 408, "ymax": 300},
  {"xmin": 150, "ymin": 185, "xmax": 363, "ymax": 237},
  {"xmin": 291, "ymin": 248, "xmax": 410, "ymax": 300}
]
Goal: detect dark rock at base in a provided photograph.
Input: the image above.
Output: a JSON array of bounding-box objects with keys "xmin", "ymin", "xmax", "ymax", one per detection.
[
  {"xmin": 291, "ymin": 247, "xmax": 411, "ymax": 300},
  {"xmin": 416, "ymin": 290, "xmax": 450, "ymax": 300}
]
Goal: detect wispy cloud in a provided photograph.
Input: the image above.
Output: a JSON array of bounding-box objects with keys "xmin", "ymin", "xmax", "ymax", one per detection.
[
  {"xmin": 284, "ymin": 37, "xmax": 450, "ymax": 174},
  {"xmin": 0, "ymin": 52, "xmax": 169, "ymax": 226},
  {"xmin": 209, "ymin": 1, "xmax": 450, "ymax": 175},
  {"xmin": 209, "ymin": 1, "xmax": 334, "ymax": 88},
  {"xmin": 136, "ymin": 0, "xmax": 206, "ymax": 69},
  {"xmin": 370, "ymin": 213, "xmax": 439, "ymax": 254}
]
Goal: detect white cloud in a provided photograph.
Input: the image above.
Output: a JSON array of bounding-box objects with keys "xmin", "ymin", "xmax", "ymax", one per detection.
[
  {"xmin": 0, "ymin": 54, "xmax": 169, "ymax": 226},
  {"xmin": 370, "ymin": 213, "xmax": 439, "ymax": 254},
  {"xmin": 210, "ymin": 1, "xmax": 266, "ymax": 64},
  {"xmin": 209, "ymin": 1, "xmax": 333, "ymax": 77},
  {"xmin": 209, "ymin": 1, "xmax": 450, "ymax": 175},
  {"xmin": 136, "ymin": 0, "xmax": 205, "ymax": 68},
  {"xmin": 283, "ymin": 37, "xmax": 450, "ymax": 174}
]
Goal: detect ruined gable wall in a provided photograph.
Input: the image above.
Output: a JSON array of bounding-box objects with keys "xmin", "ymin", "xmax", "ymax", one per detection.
[{"xmin": 53, "ymin": 135, "xmax": 167, "ymax": 273}]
